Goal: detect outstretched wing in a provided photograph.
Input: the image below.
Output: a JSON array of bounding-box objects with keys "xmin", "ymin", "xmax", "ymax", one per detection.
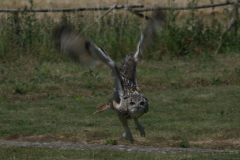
[
  {"xmin": 52, "ymin": 25, "xmax": 124, "ymax": 97},
  {"xmin": 133, "ymin": 10, "xmax": 166, "ymax": 62},
  {"xmin": 119, "ymin": 10, "xmax": 166, "ymax": 90}
]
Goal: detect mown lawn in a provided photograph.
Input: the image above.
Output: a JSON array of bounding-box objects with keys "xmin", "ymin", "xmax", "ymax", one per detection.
[
  {"xmin": 0, "ymin": 147, "xmax": 240, "ymax": 160},
  {"xmin": 0, "ymin": 53, "xmax": 240, "ymax": 150}
]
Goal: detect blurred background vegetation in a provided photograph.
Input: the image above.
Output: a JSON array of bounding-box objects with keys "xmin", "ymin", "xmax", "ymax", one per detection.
[{"xmin": 0, "ymin": 0, "xmax": 240, "ymax": 63}]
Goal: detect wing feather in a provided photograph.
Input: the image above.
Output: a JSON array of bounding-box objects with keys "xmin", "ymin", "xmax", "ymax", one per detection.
[
  {"xmin": 134, "ymin": 10, "xmax": 166, "ymax": 62},
  {"xmin": 52, "ymin": 25, "xmax": 124, "ymax": 97}
]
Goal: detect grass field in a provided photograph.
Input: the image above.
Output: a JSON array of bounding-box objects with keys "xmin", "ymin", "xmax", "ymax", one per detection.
[
  {"xmin": 1, "ymin": 147, "xmax": 240, "ymax": 160},
  {"xmin": 0, "ymin": 54, "xmax": 240, "ymax": 150}
]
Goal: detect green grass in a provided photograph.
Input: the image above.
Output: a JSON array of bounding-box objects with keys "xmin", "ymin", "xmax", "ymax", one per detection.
[
  {"xmin": 0, "ymin": 85, "xmax": 240, "ymax": 148},
  {"xmin": 1, "ymin": 54, "xmax": 240, "ymax": 100},
  {"xmin": 0, "ymin": 147, "xmax": 240, "ymax": 160},
  {"xmin": 0, "ymin": 53, "xmax": 240, "ymax": 149}
]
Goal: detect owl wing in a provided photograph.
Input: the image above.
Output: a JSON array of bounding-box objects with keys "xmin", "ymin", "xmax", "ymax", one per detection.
[
  {"xmin": 133, "ymin": 10, "xmax": 166, "ymax": 62},
  {"xmin": 119, "ymin": 10, "xmax": 166, "ymax": 89},
  {"xmin": 52, "ymin": 25, "xmax": 124, "ymax": 97}
]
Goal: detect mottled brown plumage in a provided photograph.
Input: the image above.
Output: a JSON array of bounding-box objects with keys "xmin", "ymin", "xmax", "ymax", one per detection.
[{"xmin": 52, "ymin": 10, "xmax": 165, "ymax": 143}]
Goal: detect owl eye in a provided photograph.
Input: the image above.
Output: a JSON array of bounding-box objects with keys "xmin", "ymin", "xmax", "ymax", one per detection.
[
  {"xmin": 140, "ymin": 102, "xmax": 145, "ymax": 105},
  {"xmin": 130, "ymin": 102, "xmax": 135, "ymax": 106}
]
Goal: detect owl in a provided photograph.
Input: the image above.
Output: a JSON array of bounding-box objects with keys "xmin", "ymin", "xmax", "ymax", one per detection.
[{"xmin": 52, "ymin": 10, "xmax": 165, "ymax": 143}]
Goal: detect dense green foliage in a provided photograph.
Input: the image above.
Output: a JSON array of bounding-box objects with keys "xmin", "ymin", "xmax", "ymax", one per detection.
[{"xmin": 1, "ymin": 1, "xmax": 240, "ymax": 63}]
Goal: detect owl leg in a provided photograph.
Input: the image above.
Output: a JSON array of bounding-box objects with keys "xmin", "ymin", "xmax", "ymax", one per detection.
[
  {"xmin": 119, "ymin": 117, "xmax": 134, "ymax": 143},
  {"xmin": 134, "ymin": 118, "xmax": 145, "ymax": 137}
]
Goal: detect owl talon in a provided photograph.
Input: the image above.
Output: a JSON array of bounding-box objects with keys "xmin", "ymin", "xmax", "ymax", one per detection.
[
  {"xmin": 123, "ymin": 131, "xmax": 134, "ymax": 143},
  {"xmin": 135, "ymin": 125, "xmax": 145, "ymax": 137},
  {"xmin": 138, "ymin": 125, "xmax": 145, "ymax": 137},
  {"xmin": 134, "ymin": 118, "xmax": 145, "ymax": 137}
]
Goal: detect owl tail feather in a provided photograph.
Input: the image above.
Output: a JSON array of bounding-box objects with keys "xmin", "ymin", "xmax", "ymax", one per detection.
[{"xmin": 93, "ymin": 102, "xmax": 111, "ymax": 114}]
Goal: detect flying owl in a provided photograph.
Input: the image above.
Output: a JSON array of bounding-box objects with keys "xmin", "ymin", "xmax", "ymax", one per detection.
[{"xmin": 52, "ymin": 10, "xmax": 165, "ymax": 143}]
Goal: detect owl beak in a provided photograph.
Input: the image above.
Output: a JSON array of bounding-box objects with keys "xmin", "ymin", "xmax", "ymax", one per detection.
[{"xmin": 137, "ymin": 104, "xmax": 140, "ymax": 110}]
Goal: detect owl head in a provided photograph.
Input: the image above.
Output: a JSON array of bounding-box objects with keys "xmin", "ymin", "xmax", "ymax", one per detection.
[{"xmin": 122, "ymin": 93, "xmax": 148, "ymax": 118}]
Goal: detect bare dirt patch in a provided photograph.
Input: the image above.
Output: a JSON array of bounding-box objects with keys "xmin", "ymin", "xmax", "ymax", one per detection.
[
  {"xmin": 0, "ymin": 139, "xmax": 239, "ymax": 154},
  {"xmin": 3, "ymin": 134, "xmax": 240, "ymax": 150},
  {"xmin": 190, "ymin": 139, "xmax": 240, "ymax": 150}
]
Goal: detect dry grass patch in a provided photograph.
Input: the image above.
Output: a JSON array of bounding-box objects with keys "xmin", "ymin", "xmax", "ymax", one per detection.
[
  {"xmin": 0, "ymin": 0, "xmax": 227, "ymax": 8},
  {"xmin": 0, "ymin": 0, "xmax": 234, "ymax": 21}
]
